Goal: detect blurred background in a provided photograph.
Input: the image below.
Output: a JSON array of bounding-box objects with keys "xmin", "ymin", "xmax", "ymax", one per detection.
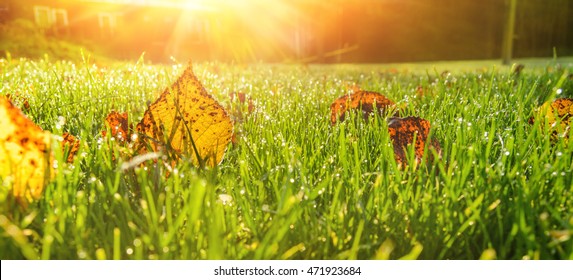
[{"xmin": 0, "ymin": 0, "xmax": 571, "ymax": 63}]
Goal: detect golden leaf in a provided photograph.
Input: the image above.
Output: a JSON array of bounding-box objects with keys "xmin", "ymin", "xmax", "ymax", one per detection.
[
  {"xmin": 531, "ymin": 98, "xmax": 573, "ymax": 142},
  {"xmin": 0, "ymin": 96, "xmax": 52, "ymax": 204},
  {"xmin": 136, "ymin": 63, "xmax": 233, "ymax": 167}
]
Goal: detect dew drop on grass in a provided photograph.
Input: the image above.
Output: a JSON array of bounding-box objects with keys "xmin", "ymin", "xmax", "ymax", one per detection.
[
  {"xmin": 77, "ymin": 250, "xmax": 87, "ymax": 259},
  {"xmin": 126, "ymin": 247, "xmax": 133, "ymax": 255},
  {"xmin": 55, "ymin": 116, "xmax": 66, "ymax": 129},
  {"xmin": 133, "ymin": 239, "xmax": 142, "ymax": 247},
  {"xmin": 76, "ymin": 191, "xmax": 85, "ymax": 198}
]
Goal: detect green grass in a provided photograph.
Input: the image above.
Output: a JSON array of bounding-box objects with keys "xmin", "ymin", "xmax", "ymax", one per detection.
[{"xmin": 1, "ymin": 55, "xmax": 572, "ymax": 260}]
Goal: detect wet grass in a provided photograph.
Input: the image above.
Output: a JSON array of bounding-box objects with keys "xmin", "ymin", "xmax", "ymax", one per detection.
[{"xmin": 0, "ymin": 56, "xmax": 572, "ymax": 260}]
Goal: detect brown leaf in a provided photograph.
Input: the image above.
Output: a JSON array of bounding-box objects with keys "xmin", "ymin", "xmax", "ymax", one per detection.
[
  {"xmin": 330, "ymin": 90, "xmax": 396, "ymax": 124},
  {"xmin": 388, "ymin": 116, "xmax": 441, "ymax": 165},
  {"xmin": 5, "ymin": 93, "xmax": 30, "ymax": 111},
  {"xmin": 61, "ymin": 132, "xmax": 80, "ymax": 164},
  {"xmin": 103, "ymin": 111, "xmax": 131, "ymax": 142},
  {"xmin": 228, "ymin": 91, "xmax": 255, "ymax": 121}
]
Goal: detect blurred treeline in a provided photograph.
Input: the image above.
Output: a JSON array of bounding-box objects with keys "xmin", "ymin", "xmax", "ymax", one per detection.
[{"xmin": 0, "ymin": 0, "xmax": 571, "ymax": 63}]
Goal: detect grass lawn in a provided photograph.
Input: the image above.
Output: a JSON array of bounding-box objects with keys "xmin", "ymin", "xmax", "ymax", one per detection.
[{"xmin": 0, "ymin": 56, "xmax": 572, "ymax": 260}]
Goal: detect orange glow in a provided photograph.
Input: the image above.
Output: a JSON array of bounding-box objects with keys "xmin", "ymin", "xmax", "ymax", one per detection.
[
  {"xmin": 29, "ymin": 0, "xmax": 349, "ymax": 62},
  {"xmin": 165, "ymin": 0, "xmax": 324, "ymax": 62},
  {"xmin": 7, "ymin": 0, "xmax": 572, "ymax": 63}
]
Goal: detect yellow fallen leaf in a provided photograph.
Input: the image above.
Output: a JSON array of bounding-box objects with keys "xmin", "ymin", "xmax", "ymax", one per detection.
[
  {"xmin": 531, "ymin": 98, "xmax": 573, "ymax": 142},
  {"xmin": 136, "ymin": 63, "xmax": 233, "ymax": 167},
  {"xmin": 0, "ymin": 96, "xmax": 52, "ymax": 205}
]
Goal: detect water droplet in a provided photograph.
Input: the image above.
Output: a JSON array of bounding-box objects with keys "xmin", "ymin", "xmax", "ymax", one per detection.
[
  {"xmin": 77, "ymin": 250, "xmax": 87, "ymax": 259},
  {"xmin": 218, "ymin": 194, "xmax": 232, "ymax": 205},
  {"xmin": 133, "ymin": 239, "xmax": 142, "ymax": 247}
]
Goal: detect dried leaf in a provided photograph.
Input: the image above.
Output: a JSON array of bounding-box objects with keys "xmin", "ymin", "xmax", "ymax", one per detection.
[
  {"xmin": 103, "ymin": 111, "xmax": 131, "ymax": 142},
  {"xmin": 0, "ymin": 96, "xmax": 52, "ymax": 205},
  {"xmin": 61, "ymin": 132, "xmax": 80, "ymax": 164},
  {"xmin": 330, "ymin": 90, "xmax": 396, "ymax": 124},
  {"xmin": 512, "ymin": 64, "xmax": 525, "ymax": 76},
  {"xmin": 228, "ymin": 91, "xmax": 255, "ymax": 120},
  {"xmin": 227, "ymin": 91, "xmax": 254, "ymax": 146},
  {"xmin": 5, "ymin": 93, "xmax": 30, "ymax": 111},
  {"xmin": 388, "ymin": 116, "xmax": 441, "ymax": 165},
  {"xmin": 530, "ymin": 98, "xmax": 573, "ymax": 141},
  {"xmin": 136, "ymin": 63, "xmax": 233, "ymax": 167}
]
